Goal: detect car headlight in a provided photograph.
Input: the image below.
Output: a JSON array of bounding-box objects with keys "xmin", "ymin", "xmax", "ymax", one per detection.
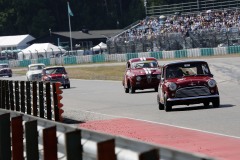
[
  {"xmin": 63, "ymin": 74, "xmax": 69, "ymax": 79},
  {"xmin": 168, "ymin": 82, "xmax": 177, "ymax": 91},
  {"xmin": 157, "ymin": 74, "xmax": 161, "ymax": 79},
  {"xmin": 45, "ymin": 76, "xmax": 51, "ymax": 81},
  {"xmin": 208, "ymin": 79, "xmax": 216, "ymax": 87},
  {"xmin": 136, "ymin": 76, "xmax": 141, "ymax": 81}
]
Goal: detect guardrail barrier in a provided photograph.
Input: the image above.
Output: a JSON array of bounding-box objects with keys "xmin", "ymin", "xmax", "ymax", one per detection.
[
  {"xmin": 0, "ymin": 109, "xmax": 216, "ymax": 160},
  {"xmin": 0, "ymin": 80, "xmax": 63, "ymax": 122}
]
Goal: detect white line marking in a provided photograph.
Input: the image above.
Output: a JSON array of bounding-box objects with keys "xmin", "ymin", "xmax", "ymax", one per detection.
[{"xmin": 78, "ymin": 110, "xmax": 240, "ymax": 139}]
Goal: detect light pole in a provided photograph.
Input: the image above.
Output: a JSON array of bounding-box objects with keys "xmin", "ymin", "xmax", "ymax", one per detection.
[
  {"xmin": 50, "ymin": 48, "xmax": 54, "ymax": 58},
  {"xmin": 43, "ymin": 49, "xmax": 47, "ymax": 58},
  {"xmin": 19, "ymin": 51, "xmax": 25, "ymax": 60},
  {"xmin": 29, "ymin": 50, "xmax": 32, "ymax": 59},
  {"xmin": 58, "ymin": 48, "xmax": 63, "ymax": 66},
  {"xmin": 35, "ymin": 49, "xmax": 39, "ymax": 59},
  {"xmin": 144, "ymin": 0, "xmax": 147, "ymax": 16}
]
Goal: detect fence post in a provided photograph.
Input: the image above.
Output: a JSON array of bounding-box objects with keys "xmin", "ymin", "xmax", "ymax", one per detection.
[
  {"xmin": 9, "ymin": 81, "xmax": 15, "ymax": 110},
  {"xmin": 0, "ymin": 113, "xmax": 11, "ymax": 160},
  {"xmin": 0, "ymin": 80, "xmax": 2, "ymax": 109},
  {"xmin": 39, "ymin": 81, "xmax": 44, "ymax": 118},
  {"xmin": 43, "ymin": 126, "xmax": 58, "ymax": 160},
  {"xmin": 65, "ymin": 130, "xmax": 82, "ymax": 160},
  {"xmin": 97, "ymin": 139, "xmax": 116, "ymax": 160},
  {"xmin": 32, "ymin": 81, "xmax": 38, "ymax": 116},
  {"xmin": 5, "ymin": 81, "xmax": 10, "ymax": 110},
  {"xmin": 45, "ymin": 82, "xmax": 52, "ymax": 120},
  {"xmin": 1, "ymin": 80, "xmax": 6, "ymax": 109},
  {"xmin": 11, "ymin": 116, "xmax": 24, "ymax": 160},
  {"xmin": 20, "ymin": 81, "xmax": 25, "ymax": 113},
  {"xmin": 15, "ymin": 81, "xmax": 20, "ymax": 111},
  {"xmin": 139, "ymin": 149, "xmax": 159, "ymax": 160},
  {"xmin": 26, "ymin": 81, "xmax": 31, "ymax": 114},
  {"xmin": 25, "ymin": 120, "xmax": 39, "ymax": 160}
]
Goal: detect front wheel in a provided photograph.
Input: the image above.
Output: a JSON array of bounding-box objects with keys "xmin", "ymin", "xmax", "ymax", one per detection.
[
  {"xmin": 164, "ymin": 93, "xmax": 172, "ymax": 112},
  {"xmin": 203, "ymin": 102, "xmax": 210, "ymax": 107},
  {"xmin": 157, "ymin": 95, "xmax": 164, "ymax": 110},
  {"xmin": 212, "ymin": 98, "xmax": 220, "ymax": 108},
  {"xmin": 67, "ymin": 84, "xmax": 70, "ymax": 88},
  {"xmin": 129, "ymin": 85, "xmax": 135, "ymax": 94}
]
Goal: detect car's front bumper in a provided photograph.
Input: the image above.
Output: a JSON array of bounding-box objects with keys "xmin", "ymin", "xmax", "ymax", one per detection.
[
  {"xmin": 132, "ymin": 80, "xmax": 160, "ymax": 90},
  {"xmin": 46, "ymin": 78, "xmax": 70, "ymax": 86},
  {"xmin": 167, "ymin": 94, "xmax": 220, "ymax": 105}
]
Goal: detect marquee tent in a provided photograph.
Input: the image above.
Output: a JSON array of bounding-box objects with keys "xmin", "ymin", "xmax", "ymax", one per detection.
[
  {"xmin": 18, "ymin": 43, "xmax": 66, "ymax": 60},
  {"xmin": 91, "ymin": 42, "xmax": 107, "ymax": 51}
]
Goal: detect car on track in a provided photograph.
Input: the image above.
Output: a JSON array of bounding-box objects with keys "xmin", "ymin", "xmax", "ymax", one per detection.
[
  {"xmin": 26, "ymin": 63, "xmax": 45, "ymax": 81},
  {"xmin": 0, "ymin": 63, "xmax": 12, "ymax": 77},
  {"xmin": 123, "ymin": 57, "xmax": 161, "ymax": 93},
  {"xmin": 42, "ymin": 66, "xmax": 70, "ymax": 89},
  {"xmin": 157, "ymin": 60, "xmax": 220, "ymax": 111}
]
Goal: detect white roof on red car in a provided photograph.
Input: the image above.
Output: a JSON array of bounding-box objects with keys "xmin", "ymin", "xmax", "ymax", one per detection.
[{"xmin": 128, "ymin": 57, "xmax": 157, "ymax": 63}]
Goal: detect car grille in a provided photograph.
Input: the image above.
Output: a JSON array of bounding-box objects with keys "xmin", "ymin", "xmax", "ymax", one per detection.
[
  {"xmin": 175, "ymin": 86, "xmax": 211, "ymax": 98},
  {"xmin": 31, "ymin": 74, "xmax": 42, "ymax": 79},
  {"xmin": 140, "ymin": 75, "xmax": 159, "ymax": 83}
]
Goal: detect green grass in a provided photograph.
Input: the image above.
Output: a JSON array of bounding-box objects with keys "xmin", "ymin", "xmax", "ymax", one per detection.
[{"xmin": 14, "ymin": 65, "xmax": 126, "ymax": 81}]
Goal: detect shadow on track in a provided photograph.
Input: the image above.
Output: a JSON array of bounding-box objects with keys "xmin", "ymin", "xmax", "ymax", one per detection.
[{"xmin": 170, "ymin": 104, "xmax": 234, "ymax": 112}]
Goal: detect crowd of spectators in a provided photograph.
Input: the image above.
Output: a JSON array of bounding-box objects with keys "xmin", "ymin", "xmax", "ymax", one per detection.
[{"xmin": 119, "ymin": 9, "xmax": 240, "ymax": 40}]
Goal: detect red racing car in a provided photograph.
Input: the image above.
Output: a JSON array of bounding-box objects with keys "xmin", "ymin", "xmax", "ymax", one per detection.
[
  {"xmin": 157, "ymin": 60, "xmax": 220, "ymax": 111},
  {"xmin": 123, "ymin": 57, "xmax": 161, "ymax": 93}
]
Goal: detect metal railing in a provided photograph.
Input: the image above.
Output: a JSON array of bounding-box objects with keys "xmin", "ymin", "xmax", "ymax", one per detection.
[
  {"xmin": 0, "ymin": 109, "xmax": 216, "ymax": 160},
  {"xmin": 146, "ymin": 0, "xmax": 240, "ymax": 16},
  {"xmin": 107, "ymin": 29, "xmax": 240, "ymax": 54}
]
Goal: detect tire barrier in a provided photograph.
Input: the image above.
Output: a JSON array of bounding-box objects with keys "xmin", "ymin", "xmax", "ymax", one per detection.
[
  {"xmin": 0, "ymin": 110, "xmax": 216, "ymax": 160},
  {"xmin": 0, "ymin": 80, "xmax": 63, "ymax": 122}
]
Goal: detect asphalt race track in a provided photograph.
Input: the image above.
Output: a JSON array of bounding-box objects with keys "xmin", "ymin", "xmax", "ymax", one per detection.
[{"xmin": 4, "ymin": 56, "xmax": 240, "ymax": 160}]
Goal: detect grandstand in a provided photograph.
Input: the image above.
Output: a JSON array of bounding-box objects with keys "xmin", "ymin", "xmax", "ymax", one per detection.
[{"xmin": 107, "ymin": 0, "xmax": 240, "ymax": 54}]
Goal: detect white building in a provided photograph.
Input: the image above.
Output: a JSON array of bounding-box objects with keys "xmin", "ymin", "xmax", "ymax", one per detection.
[{"xmin": 0, "ymin": 34, "xmax": 35, "ymax": 51}]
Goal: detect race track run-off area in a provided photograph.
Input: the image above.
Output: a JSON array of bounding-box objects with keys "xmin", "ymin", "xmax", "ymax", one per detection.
[{"xmin": 80, "ymin": 118, "xmax": 240, "ymax": 160}]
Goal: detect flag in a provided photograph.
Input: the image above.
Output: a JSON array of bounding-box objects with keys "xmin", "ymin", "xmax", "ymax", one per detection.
[{"xmin": 68, "ymin": 2, "xmax": 74, "ymax": 16}]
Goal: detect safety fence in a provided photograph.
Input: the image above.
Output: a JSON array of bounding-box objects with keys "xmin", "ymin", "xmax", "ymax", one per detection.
[
  {"xmin": 1, "ymin": 45, "xmax": 240, "ymax": 68},
  {"xmin": 0, "ymin": 109, "xmax": 216, "ymax": 160},
  {"xmin": 0, "ymin": 80, "xmax": 63, "ymax": 122}
]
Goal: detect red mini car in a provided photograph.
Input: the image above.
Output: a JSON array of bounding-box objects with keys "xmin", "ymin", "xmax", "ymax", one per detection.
[
  {"xmin": 42, "ymin": 66, "xmax": 70, "ymax": 89},
  {"xmin": 123, "ymin": 57, "xmax": 161, "ymax": 93},
  {"xmin": 157, "ymin": 60, "xmax": 220, "ymax": 111}
]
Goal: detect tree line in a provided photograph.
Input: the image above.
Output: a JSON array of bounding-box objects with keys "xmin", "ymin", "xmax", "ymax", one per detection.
[{"xmin": 0, "ymin": 0, "xmax": 191, "ymax": 37}]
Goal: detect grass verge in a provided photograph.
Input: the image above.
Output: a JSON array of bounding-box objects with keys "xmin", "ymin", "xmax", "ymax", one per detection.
[{"xmin": 14, "ymin": 65, "xmax": 126, "ymax": 81}]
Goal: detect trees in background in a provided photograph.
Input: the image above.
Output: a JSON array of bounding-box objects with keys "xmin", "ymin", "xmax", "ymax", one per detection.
[{"xmin": 0, "ymin": 0, "xmax": 145, "ymax": 37}]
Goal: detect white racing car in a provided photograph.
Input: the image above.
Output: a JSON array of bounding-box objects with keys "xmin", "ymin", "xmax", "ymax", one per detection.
[{"xmin": 26, "ymin": 63, "xmax": 45, "ymax": 81}]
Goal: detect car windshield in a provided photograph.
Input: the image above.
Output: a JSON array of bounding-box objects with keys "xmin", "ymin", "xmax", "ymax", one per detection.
[
  {"xmin": 0, "ymin": 64, "xmax": 8, "ymax": 69},
  {"xmin": 132, "ymin": 61, "xmax": 158, "ymax": 69},
  {"xmin": 166, "ymin": 62, "xmax": 210, "ymax": 79},
  {"xmin": 45, "ymin": 68, "xmax": 66, "ymax": 75},
  {"xmin": 29, "ymin": 65, "xmax": 45, "ymax": 71}
]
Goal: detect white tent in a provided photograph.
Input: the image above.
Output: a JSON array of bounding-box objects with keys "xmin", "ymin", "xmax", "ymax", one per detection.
[
  {"xmin": 91, "ymin": 42, "xmax": 107, "ymax": 51},
  {"xmin": 0, "ymin": 34, "xmax": 35, "ymax": 51},
  {"xmin": 18, "ymin": 43, "xmax": 66, "ymax": 60}
]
